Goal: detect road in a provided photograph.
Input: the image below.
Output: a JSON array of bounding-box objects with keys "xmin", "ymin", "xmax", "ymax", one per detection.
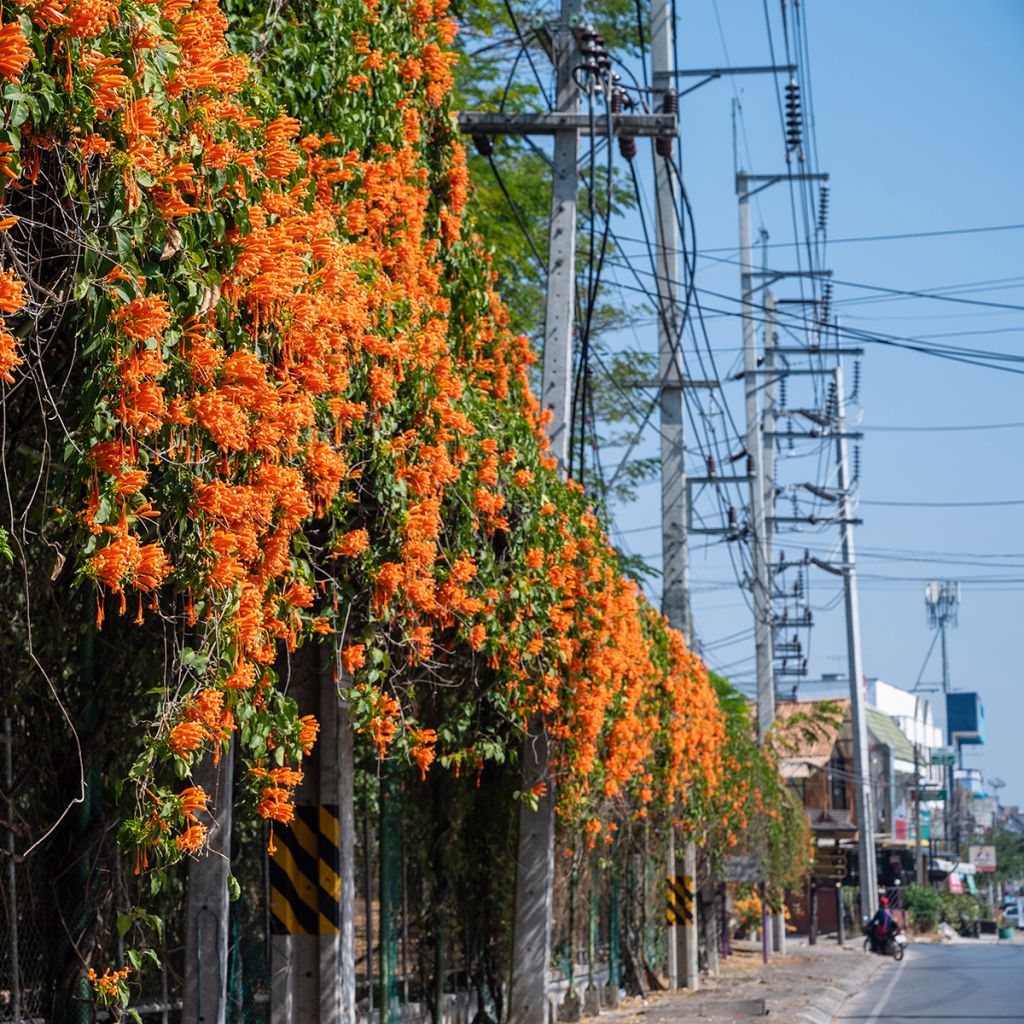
[{"xmin": 836, "ymin": 940, "xmax": 1024, "ymax": 1023}]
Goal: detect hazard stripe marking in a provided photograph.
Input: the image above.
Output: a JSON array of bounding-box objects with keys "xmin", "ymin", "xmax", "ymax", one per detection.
[
  {"xmin": 270, "ymin": 803, "xmax": 342, "ymax": 935},
  {"xmin": 665, "ymin": 875, "xmax": 694, "ymax": 925}
]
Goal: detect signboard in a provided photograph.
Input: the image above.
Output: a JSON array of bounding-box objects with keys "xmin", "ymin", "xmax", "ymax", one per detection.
[
  {"xmin": 725, "ymin": 856, "xmax": 761, "ymax": 883},
  {"xmin": 912, "ymin": 788, "xmax": 946, "ymax": 801},
  {"xmin": 930, "ymin": 748, "xmax": 956, "ymax": 766},
  {"xmin": 947, "ymin": 692, "xmax": 985, "ymax": 746},
  {"xmin": 969, "ymin": 845, "xmax": 997, "ymax": 873}
]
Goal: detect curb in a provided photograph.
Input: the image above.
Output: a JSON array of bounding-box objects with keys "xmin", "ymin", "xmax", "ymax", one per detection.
[{"xmin": 788, "ymin": 949, "xmax": 888, "ymax": 1024}]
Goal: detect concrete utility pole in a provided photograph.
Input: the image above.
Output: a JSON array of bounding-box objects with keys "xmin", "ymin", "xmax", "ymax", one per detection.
[
  {"xmin": 510, "ymin": 3, "xmax": 579, "ymax": 1021},
  {"xmin": 833, "ymin": 363, "xmax": 877, "ymax": 920},
  {"xmin": 650, "ymin": 0, "xmax": 698, "ymax": 991},
  {"xmin": 182, "ymin": 743, "xmax": 235, "ymax": 1024},
  {"xmin": 762, "ymin": 292, "xmax": 778, "ymax": 550},
  {"xmin": 270, "ymin": 646, "xmax": 355, "ymax": 1024},
  {"xmin": 737, "ymin": 172, "xmax": 775, "ymax": 744},
  {"xmin": 459, "ymin": 17, "xmax": 677, "ymax": 1022}
]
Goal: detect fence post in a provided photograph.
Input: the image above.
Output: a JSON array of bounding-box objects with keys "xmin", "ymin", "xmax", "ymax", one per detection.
[
  {"xmin": 379, "ymin": 763, "xmax": 401, "ymax": 1024},
  {"xmin": 182, "ymin": 739, "xmax": 235, "ymax": 1024}
]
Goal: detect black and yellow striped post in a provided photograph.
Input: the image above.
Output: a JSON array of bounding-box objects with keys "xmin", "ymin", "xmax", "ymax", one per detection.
[
  {"xmin": 270, "ymin": 804, "xmax": 342, "ymax": 937},
  {"xmin": 665, "ymin": 874, "xmax": 694, "ymax": 927}
]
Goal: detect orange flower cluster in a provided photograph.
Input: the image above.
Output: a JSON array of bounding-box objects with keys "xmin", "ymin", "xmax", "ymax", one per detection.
[{"xmin": 1, "ymin": 0, "xmax": 743, "ymax": 867}]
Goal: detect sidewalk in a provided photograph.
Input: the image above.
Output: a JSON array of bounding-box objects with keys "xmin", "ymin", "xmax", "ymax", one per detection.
[{"xmin": 595, "ymin": 937, "xmax": 889, "ymax": 1024}]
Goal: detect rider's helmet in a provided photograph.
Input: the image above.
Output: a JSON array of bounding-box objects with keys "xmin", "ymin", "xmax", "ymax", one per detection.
[{"xmin": 879, "ymin": 896, "xmax": 889, "ymax": 906}]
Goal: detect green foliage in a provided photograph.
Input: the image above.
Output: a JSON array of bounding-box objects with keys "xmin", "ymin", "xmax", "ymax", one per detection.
[
  {"xmin": 938, "ymin": 889, "xmax": 980, "ymax": 926},
  {"xmin": 904, "ymin": 882, "xmax": 942, "ymax": 931}
]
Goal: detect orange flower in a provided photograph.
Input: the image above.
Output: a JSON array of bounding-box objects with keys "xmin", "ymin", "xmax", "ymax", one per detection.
[
  {"xmin": 180, "ymin": 785, "xmax": 208, "ymax": 821},
  {"xmin": 0, "ymin": 269, "xmax": 26, "ymax": 315},
  {"xmin": 340, "ymin": 643, "xmax": 366, "ymax": 674},
  {"xmin": 0, "ymin": 22, "xmax": 32, "ymax": 83},
  {"xmin": 169, "ymin": 721, "xmax": 205, "ymax": 757},
  {"xmin": 298, "ymin": 714, "xmax": 319, "ymax": 755},
  {"xmin": 110, "ymin": 295, "xmax": 171, "ymax": 341},
  {"xmin": 176, "ymin": 822, "xmax": 208, "ymax": 852},
  {"xmin": 333, "ymin": 528, "xmax": 369, "ymax": 558}
]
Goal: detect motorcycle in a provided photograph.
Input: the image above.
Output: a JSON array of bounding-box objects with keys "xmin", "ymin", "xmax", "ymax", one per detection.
[{"xmin": 863, "ymin": 924, "xmax": 906, "ymax": 961}]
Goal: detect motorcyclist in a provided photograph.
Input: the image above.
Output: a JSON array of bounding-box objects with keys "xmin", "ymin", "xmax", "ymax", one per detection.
[{"xmin": 867, "ymin": 895, "xmax": 899, "ymax": 952}]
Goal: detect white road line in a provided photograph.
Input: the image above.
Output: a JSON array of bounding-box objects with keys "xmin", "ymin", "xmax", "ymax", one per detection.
[{"xmin": 861, "ymin": 954, "xmax": 908, "ymax": 1024}]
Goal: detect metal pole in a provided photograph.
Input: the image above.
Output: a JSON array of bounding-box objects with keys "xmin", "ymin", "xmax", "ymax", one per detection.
[
  {"xmin": 4, "ymin": 717, "xmax": 20, "ymax": 1024},
  {"xmin": 737, "ymin": 173, "xmax": 775, "ymax": 743},
  {"xmin": 834, "ymin": 362, "xmax": 878, "ymax": 920},
  {"xmin": 836, "ymin": 883, "xmax": 845, "ymax": 946},
  {"xmin": 509, "ymin": 2, "xmax": 579, "ymax": 1020}
]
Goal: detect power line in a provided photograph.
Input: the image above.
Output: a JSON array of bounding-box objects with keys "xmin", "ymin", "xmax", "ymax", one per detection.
[
  {"xmin": 864, "ymin": 420, "xmax": 1024, "ymax": 433},
  {"xmin": 696, "ymin": 221, "xmax": 1024, "ymax": 254},
  {"xmin": 861, "ymin": 497, "xmax": 1024, "ymax": 509}
]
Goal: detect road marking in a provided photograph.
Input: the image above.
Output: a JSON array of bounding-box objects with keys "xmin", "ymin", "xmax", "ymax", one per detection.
[{"xmin": 861, "ymin": 952, "xmax": 907, "ymax": 1024}]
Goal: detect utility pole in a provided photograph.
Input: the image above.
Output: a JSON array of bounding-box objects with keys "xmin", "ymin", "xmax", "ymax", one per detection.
[
  {"xmin": 650, "ymin": 0, "xmax": 698, "ymax": 990},
  {"xmin": 762, "ymin": 292, "xmax": 777, "ymax": 553},
  {"xmin": 737, "ymin": 172, "xmax": 775, "ymax": 744},
  {"xmin": 913, "ymin": 742, "xmax": 926, "ymax": 886},
  {"xmin": 459, "ymin": 17, "xmax": 677, "ymax": 1019},
  {"xmin": 833, "ymin": 362, "xmax": 877, "ymax": 920},
  {"xmin": 270, "ymin": 646, "xmax": 353, "ymax": 1024},
  {"xmin": 925, "ymin": 581, "xmax": 959, "ymax": 853},
  {"xmin": 509, "ymin": 3, "xmax": 578, "ymax": 1020}
]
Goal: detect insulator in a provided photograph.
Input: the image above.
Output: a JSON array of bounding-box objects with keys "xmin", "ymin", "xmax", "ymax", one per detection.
[
  {"xmin": 804, "ymin": 608, "xmax": 813, "ymax": 624},
  {"xmin": 619, "ymin": 135, "xmax": 637, "ymax": 160},
  {"xmin": 785, "ymin": 79, "xmax": 802, "ymax": 150},
  {"xmin": 655, "ymin": 88, "xmax": 678, "ymax": 158},
  {"xmin": 727, "ymin": 506, "xmax": 737, "ymax": 527},
  {"xmin": 779, "ymin": 377, "xmax": 787, "ymax": 410},
  {"xmin": 853, "ymin": 445, "xmax": 861, "ymax": 484},
  {"xmin": 472, "ymin": 134, "xmax": 493, "ymax": 157},
  {"xmin": 610, "ymin": 89, "xmax": 623, "ymax": 114},
  {"xmin": 851, "ymin": 360, "xmax": 861, "ymax": 401},
  {"xmin": 706, "ymin": 455, "xmax": 715, "ymax": 476},
  {"xmin": 747, "ymin": 454, "xmax": 755, "ymax": 475},
  {"xmin": 817, "ymin": 184, "xmax": 830, "ymax": 232}
]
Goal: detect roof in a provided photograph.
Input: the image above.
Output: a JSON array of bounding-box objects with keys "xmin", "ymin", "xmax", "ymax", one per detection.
[
  {"xmin": 774, "ymin": 699, "xmax": 850, "ymax": 779},
  {"xmin": 866, "ymin": 707, "xmax": 916, "ymax": 764}
]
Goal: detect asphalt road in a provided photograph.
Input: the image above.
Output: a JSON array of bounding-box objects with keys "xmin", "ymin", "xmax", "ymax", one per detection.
[{"xmin": 835, "ymin": 940, "xmax": 1024, "ymax": 1023}]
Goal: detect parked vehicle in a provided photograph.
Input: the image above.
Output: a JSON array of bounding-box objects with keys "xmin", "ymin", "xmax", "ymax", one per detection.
[
  {"xmin": 1001, "ymin": 898, "xmax": 1022, "ymax": 929},
  {"xmin": 864, "ymin": 924, "xmax": 906, "ymax": 960}
]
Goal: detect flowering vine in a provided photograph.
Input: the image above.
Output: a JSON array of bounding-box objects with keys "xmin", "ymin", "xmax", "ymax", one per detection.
[{"xmin": 0, "ymin": 0, "xmax": 751, "ymax": 919}]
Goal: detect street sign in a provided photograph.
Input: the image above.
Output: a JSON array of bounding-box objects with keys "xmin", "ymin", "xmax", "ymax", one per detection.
[
  {"xmin": 912, "ymin": 788, "xmax": 946, "ymax": 801},
  {"xmin": 930, "ymin": 749, "xmax": 955, "ymax": 766}
]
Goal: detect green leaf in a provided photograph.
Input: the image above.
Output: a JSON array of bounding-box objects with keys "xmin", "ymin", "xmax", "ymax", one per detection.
[{"xmin": 227, "ymin": 875, "xmax": 241, "ymax": 901}]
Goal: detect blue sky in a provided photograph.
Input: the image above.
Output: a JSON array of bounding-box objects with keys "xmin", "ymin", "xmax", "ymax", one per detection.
[{"xmin": 596, "ymin": 2, "xmax": 1024, "ymax": 808}]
